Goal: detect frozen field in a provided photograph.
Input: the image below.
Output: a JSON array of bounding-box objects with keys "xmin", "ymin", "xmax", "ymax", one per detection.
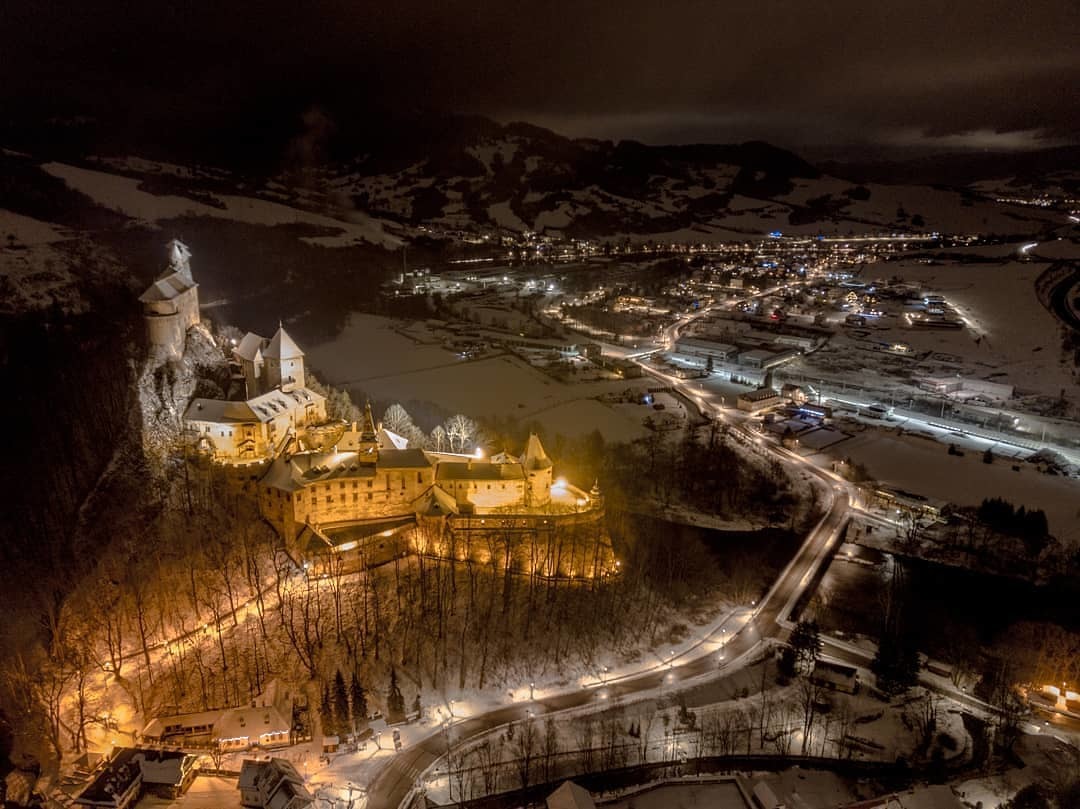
[
  {"xmin": 834, "ymin": 430, "xmax": 1080, "ymax": 543},
  {"xmin": 307, "ymin": 315, "xmax": 649, "ymax": 441},
  {"xmin": 306, "ymin": 314, "xmax": 459, "ymax": 382}
]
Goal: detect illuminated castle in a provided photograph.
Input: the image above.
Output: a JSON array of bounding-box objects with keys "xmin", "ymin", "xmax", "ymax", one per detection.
[{"xmin": 140, "ymin": 241, "xmax": 607, "ymax": 572}]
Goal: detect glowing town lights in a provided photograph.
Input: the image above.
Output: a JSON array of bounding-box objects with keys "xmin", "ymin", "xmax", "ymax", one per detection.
[{"xmin": 474, "ymin": 447, "xmax": 484, "ymax": 458}]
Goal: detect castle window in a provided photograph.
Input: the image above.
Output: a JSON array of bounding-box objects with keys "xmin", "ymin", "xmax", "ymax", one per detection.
[
  {"xmin": 340, "ymin": 482, "xmax": 345, "ymax": 490},
  {"xmin": 353, "ymin": 493, "xmax": 358, "ymax": 502},
  {"xmin": 417, "ymin": 472, "xmax": 423, "ymax": 484},
  {"xmin": 367, "ymin": 493, "xmax": 372, "ymax": 501},
  {"xmin": 368, "ymin": 480, "xmax": 373, "ymax": 488},
  {"xmin": 352, "ymin": 481, "xmax": 358, "ymax": 489}
]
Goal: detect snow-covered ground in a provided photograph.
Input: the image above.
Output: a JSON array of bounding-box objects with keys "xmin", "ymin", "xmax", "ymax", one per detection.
[
  {"xmin": 306, "ymin": 315, "xmax": 650, "ymax": 441},
  {"xmin": 819, "ymin": 428, "xmax": 1080, "ymax": 543},
  {"xmin": 41, "ymin": 161, "xmax": 402, "ymax": 248},
  {"xmin": 863, "ymin": 258, "xmax": 1073, "ymax": 398},
  {"xmin": 794, "ymin": 255, "xmax": 1078, "ymax": 410},
  {"xmin": 0, "ymin": 209, "xmax": 69, "ymax": 245}
]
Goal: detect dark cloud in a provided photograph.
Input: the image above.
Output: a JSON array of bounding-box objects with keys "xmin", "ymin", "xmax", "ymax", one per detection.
[{"xmin": 5, "ymin": 0, "xmax": 1078, "ymax": 153}]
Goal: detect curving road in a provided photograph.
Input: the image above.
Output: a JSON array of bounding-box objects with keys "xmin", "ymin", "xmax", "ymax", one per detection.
[{"xmin": 368, "ymin": 337, "xmax": 853, "ymax": 807}]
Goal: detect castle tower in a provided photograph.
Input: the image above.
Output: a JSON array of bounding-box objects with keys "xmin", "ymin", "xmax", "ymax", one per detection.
[
  {"xmin": 357, "ymin": 401, "xmax": 379, "ymax": 458},
  {"xmin": 263, "ymin": 325, "xmax": 305, "ymax": 392},
  {"xmin": 522, "ymin": 432, "xmax": 553, "ymax": 507},
  {"xmin": 233, "ymin": 332, "xmax": 268, "ymax": 398},
  {"xmin": 139, "ymin": 239, "xmax": 200, "ymax": 359}
]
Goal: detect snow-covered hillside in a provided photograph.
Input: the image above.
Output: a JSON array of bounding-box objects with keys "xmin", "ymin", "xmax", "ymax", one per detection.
[
  {"xmin": 43, "ymin": 161, "xmax": 403, "ymax": 249},
  {"xmin": 314, "ymin": 121, "xmax": 1064, "ymax": 239}
]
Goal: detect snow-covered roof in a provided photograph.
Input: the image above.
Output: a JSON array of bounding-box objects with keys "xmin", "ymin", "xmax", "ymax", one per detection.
[
  {"xmin": 138, "ymin": 240, "xmax": 197, "ymax": 303},
  {"xmin": 436, "ymin": 461, "xmax": 525, "ymax": 481},
  {"xmin": 134, "ymin": 749, "xmax": 196, "ymax": 787},
  {"xmin": 141, "ymin": 709, "xmax": 223, "ymax": 740},
  {"xmin": 738, "ymin": 387, "xmax": 781, "ymax": 402},
  {"xmin": 238, "ymin": 759, "xmax": 313, "ymax": 808},
  {"xmin": 675, "ymin": 336, "xmax": 737, "ymax": 352},
  {"xmin": 264, "ymin": 448, "xmax": 432, "ymax": 492},
  {"xmin": 138, "ymin": 271, "xmax": 196, "ymax": 303},
  {"xmin": 414, "ymin": 485, "xmax": 459, "ymax": 516},
  {"xmin": 263, "ymin": 326, "xmax": 304, "ymax": 360},
  {"xmin": 546, "ymin": 781, "xmax": 596, "ymax": 809},
  {"xmin": 378, "ymin": 448, "xmax": 434, "ymax": 469},
  {"xmin": 213, "ymin": 704, "xmax": 291, "ymax": 743},
  {"xmin": 234, "ymin": 331, "xmax": 267, "ymax": 362},
  {"xmin": 377, "ymin": 427, "xmax": 408, "ymax": 450},
  {"xmin": 522, "ymin": 432, "xmax": 552, "ymax": 471},
  {"xmin": 185, "ymin": 387, "xmax": 324, "ymax": 426},
  {"xmin": 740, "ymin": 348, "xmax": 775, "ymax": 360}
]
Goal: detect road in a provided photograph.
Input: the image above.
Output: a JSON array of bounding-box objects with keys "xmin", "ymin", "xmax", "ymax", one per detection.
[
  {"xmin": 368, "ymin": 308, "xmax": 854, "ymax": 808},
  {"xmin": 369, "ymin": 488, "xmax": 851, "ymax": 808}
]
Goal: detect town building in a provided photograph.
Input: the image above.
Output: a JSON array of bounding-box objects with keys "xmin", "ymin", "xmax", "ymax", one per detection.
[
  {"xmin": 673, "ymin": 335, "xmax": 739, "ymax": 364},
  {"xmin": 140, "ymin": 680, "xmax": 296, "ymax": 752},
  {"xmin": 737, "ymin": 346, "xmax": 802, "ymax": 370},
  {"xmin": 74, "ymin": 748, "xmax": 198, "ymax": 809},
  {"xmin": 810, "ymin": 660, "xmax": 860, "ymax": 694},
  {"xmin": 913, "ymin": 375, "xmax": 1014, "ymax": 403},
  {"xmin": 238, "ymin": 759, "xmax": 314, "ymax": 809},
  {"xmin": 737, "ymin": 387, "xmax": 783, "ymax": 412},
  {"xmin": 140, "ymin": 703, "xmax": 292, "ymax": 751}
]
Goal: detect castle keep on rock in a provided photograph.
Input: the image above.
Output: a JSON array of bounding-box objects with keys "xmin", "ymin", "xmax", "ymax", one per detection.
[{"xmin": 141, "ymin": 241, "xmax": 611, "ymax": 576}]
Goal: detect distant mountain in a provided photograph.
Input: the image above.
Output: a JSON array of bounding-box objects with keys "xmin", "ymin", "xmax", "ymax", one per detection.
[
  {"xmin": 1, "ymin": 113, "xmax": 1070, "ymax": 261},
  {"xmin": 306, "ymin": 115, "xmax": 1064, "ymax": 240}
]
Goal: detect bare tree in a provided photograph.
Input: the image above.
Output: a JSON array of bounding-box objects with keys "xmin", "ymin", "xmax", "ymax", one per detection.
[
  {"xmin": 513, "ymin": 714, "xmax": 537, "ymax": 789},
  {"xmin": 429, "ymin": 425, "xmax": 448, "ymax": 452},
  {"xmin": 797, "ymin": 676, "xmax": 826, "ymax": 754},
  {"xmin": 382, "ymin": 404, "xmax": 414, "ymax": 436},
  {"xmin": 444, "ymin": 414, "xmax": 480, "ymax": 453},
  {"xmin": 542, "ymin": 717, "xmax": 559, "ymax": 783}
]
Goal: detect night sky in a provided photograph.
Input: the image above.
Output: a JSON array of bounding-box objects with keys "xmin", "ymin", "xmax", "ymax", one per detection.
[{"xmin": 4, "ymin": 0, "xmax": 1078, "ymax": 155}]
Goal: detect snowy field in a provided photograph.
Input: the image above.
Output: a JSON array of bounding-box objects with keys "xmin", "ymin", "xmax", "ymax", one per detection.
[
  {"xmin": 306, "ymin": 314, "xmax": 650, "ymax": 441},
  {"xmin": 828, "ymin": 429, "xmax": 1080, "ymax": 543},
  {"xmin": 306, "ymin": 314, "xmax": 460, "ymax": 382},
  {"xmin": 41, "ymin": 161, "xmax": 402, "ymax": 248},
  {"xmin": 815, "ymin": 257, "xmax": 1077, "ymax": 401},
  {"xmin": 0, "ymin": 209, "xmax": 68, "ymax": 245}
]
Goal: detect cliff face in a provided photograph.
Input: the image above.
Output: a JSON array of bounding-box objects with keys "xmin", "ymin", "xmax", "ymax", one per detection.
[{"xmin": 136, "ymin": 323, "xmax": 228, "ymax": 475}]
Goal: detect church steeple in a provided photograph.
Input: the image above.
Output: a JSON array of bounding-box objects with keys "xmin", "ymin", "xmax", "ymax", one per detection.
[{"xmin": 360, "ymin": 401, "xmax": 378, "ymax": 443}]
